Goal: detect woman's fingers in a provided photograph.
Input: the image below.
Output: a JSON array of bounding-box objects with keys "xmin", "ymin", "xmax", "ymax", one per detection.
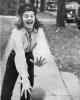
[
  {"xmin": 20, "ymin": 87, "xmax": 24, "ymax": 97},
  {"xmin": 40, "ymin": 56, "xmax": 42, "ymax": 60},
  {"xmin": 41, "ymin": 58, "xmax": 46, "ymax": 62},
  {"xmin": 36, "ymin": 57, "xmax": 38, "ymax": 62},
  {"xmin": 20, "ymin": 88, "xmax": 30, "ymax": 99},
  {"xmin": 40, "ymin": 57, "xmax": 46, "ymax": 64},
  {"xmin": 30, "ymin": 85, "xmax": 33, "ymax": 90},
  {"xmin": 30, "ymin": 57, "xmax": 47, "ymax": 66},
  {"xmin": 25, "ymin": 90, "xmax": 27, "ymax": 99},
  {"xmin": 20, "ymin": 83, "xmax": 32, "ymax": 99},
  {"xmin": 30, "ymin": 59, "xmax": 34, "ymax": 63},
  {"xmin": 30, "ymin": 59, "xmax": 36, "ymax": 65},
  {"xmin": 28, "ymin": 88, "xmax": 31, "ymax": 94}
]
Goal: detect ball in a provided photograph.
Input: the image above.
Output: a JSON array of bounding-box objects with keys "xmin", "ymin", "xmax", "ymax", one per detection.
[{"xmin": 30, "ymin": 87, "xmax": 46, "ymax": 100}]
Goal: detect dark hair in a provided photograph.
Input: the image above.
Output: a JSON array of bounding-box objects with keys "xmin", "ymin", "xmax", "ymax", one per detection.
[
  {"xmin": 15, "ymin": 16, "xmax": 42, "ymax": 30},
  {"xmin": 18, "ymin": 4, "xmax": 37, "ymax": 16}
]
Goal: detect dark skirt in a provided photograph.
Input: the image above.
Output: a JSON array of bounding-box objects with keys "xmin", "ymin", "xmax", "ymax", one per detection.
[{"xmin": 1, "ymin": 50, "xmax": 34, "ymax": 100}]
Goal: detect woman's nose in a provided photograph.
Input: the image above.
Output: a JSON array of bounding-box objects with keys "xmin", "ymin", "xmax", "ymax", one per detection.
[{"xmin": 28, "ymin": 16, "xmax": 32, "ymax": 19}]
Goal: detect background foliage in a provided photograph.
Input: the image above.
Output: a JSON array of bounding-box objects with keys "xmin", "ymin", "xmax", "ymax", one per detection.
[{"xmin": 0, "ymin": 0, "xmax": 80, "ymax": 15}]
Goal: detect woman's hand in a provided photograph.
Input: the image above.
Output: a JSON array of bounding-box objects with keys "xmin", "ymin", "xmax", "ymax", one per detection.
[
  {"xmin": 19, "ymin": 78, "xmax": 32, "ymax": 99},
  {"xmin": 30, "ymin": 56, "xmax": 46, "ymax": 67}
]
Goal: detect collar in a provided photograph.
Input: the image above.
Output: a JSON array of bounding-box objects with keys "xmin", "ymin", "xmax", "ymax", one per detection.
[
  {"xmin": 23, "ymin": 28, "xmax": 38, "ymax": 35},
  {"xmin": 22, "ymin": 28, "xmax": 37, "ymax": 39}
]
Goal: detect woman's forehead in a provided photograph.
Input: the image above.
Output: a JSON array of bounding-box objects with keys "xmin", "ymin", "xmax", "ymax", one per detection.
[{"xmin": 23, "ymin": 11, "xmax": 35, "ymax": 15}]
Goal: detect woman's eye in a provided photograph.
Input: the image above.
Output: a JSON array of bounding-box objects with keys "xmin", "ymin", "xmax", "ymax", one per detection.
[
  {"xmin": 23, "ymin": 14, "xmax": 34, "ymax": 18},
  {"xmin": 23, "ymin": 15, "xmax": 28, "ymax": 18},
  {"xmin": 31, "ymin": 15, "xmax": 34, "ymax": 18}
]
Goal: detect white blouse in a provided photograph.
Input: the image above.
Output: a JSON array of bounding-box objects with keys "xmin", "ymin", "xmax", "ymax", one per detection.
[{"xmin": 3, "ymin": 27, "xmax": 40, "ymax": 81}]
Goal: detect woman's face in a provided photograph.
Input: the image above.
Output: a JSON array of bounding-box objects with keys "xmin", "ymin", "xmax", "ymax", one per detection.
[{"xmin": 22, "ymin": 11, "xmax": 35, "ymax": 30}]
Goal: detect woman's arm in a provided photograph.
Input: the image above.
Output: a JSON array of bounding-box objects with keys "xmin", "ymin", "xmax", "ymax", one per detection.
[
  {"xmin": 13, "ymin": 28, "xmax": 31, "ymax": 98},
  {"xmin": 33, "ymin": 28, "xmax": 47, "ymax": 67},
  {"xmin": 13, "ymin": 29, "xmax": 29, "ymax": 81}
]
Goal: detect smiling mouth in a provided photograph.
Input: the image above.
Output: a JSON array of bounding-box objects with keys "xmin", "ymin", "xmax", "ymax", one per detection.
[{"xmin": 26, "ymin": 21, "xmax": 33, "ymax": 25}]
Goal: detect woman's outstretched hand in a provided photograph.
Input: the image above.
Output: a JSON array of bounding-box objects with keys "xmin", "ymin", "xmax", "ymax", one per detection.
[
  {"xmin": 19, "ymin": 78, "xmax": 32, "ymax": 99},
  {"xmin": 30, "ymin": 56, "xmax": 46, "ymax": 67}
]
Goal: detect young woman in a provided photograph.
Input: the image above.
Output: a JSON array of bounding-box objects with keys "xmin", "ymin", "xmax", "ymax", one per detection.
[{"xmin": 1, "ymin": 4, "xmax": 46, "ymax": 100}]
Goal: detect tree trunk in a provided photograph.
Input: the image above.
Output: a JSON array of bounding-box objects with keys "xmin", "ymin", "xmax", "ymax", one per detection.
[
  {"xmin": 25, "ymin": 0, "xmax": 35, "ymax": 4},
  {"xmin": 56, "ymin": 0, "xmax": 65, "ymax": 28},
  {"xmin": 40, "ymin": 0, "xmax": 45, "ymax": 12},
  {"xmin": 36, "ymin": 0, "xmax": 38, "ymax": 8},
  {"xmin": 25, "ymin": 0, "xmax": 30, "ymax": 4},
  {"xmin": 30, "ymin": 0, "xmax": 35, "ymax": 5}
]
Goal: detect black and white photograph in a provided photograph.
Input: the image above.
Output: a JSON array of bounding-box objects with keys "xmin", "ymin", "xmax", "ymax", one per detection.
[{"xmin": 0, "ymin": 0, "xmax": 80, "ymax": 100}]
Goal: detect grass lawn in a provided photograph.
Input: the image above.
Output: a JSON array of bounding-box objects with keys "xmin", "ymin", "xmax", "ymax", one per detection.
[
  {"xmin": 43, "ymin": 24, "xmax": 80, "ymax": 79},
  {"xmin": 1, "ymin": 12, "xmax": 80, "ymax": 80},
  {"xmin": 0, "ymin": 17, "xmax": 15, "ymax": 58}
]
